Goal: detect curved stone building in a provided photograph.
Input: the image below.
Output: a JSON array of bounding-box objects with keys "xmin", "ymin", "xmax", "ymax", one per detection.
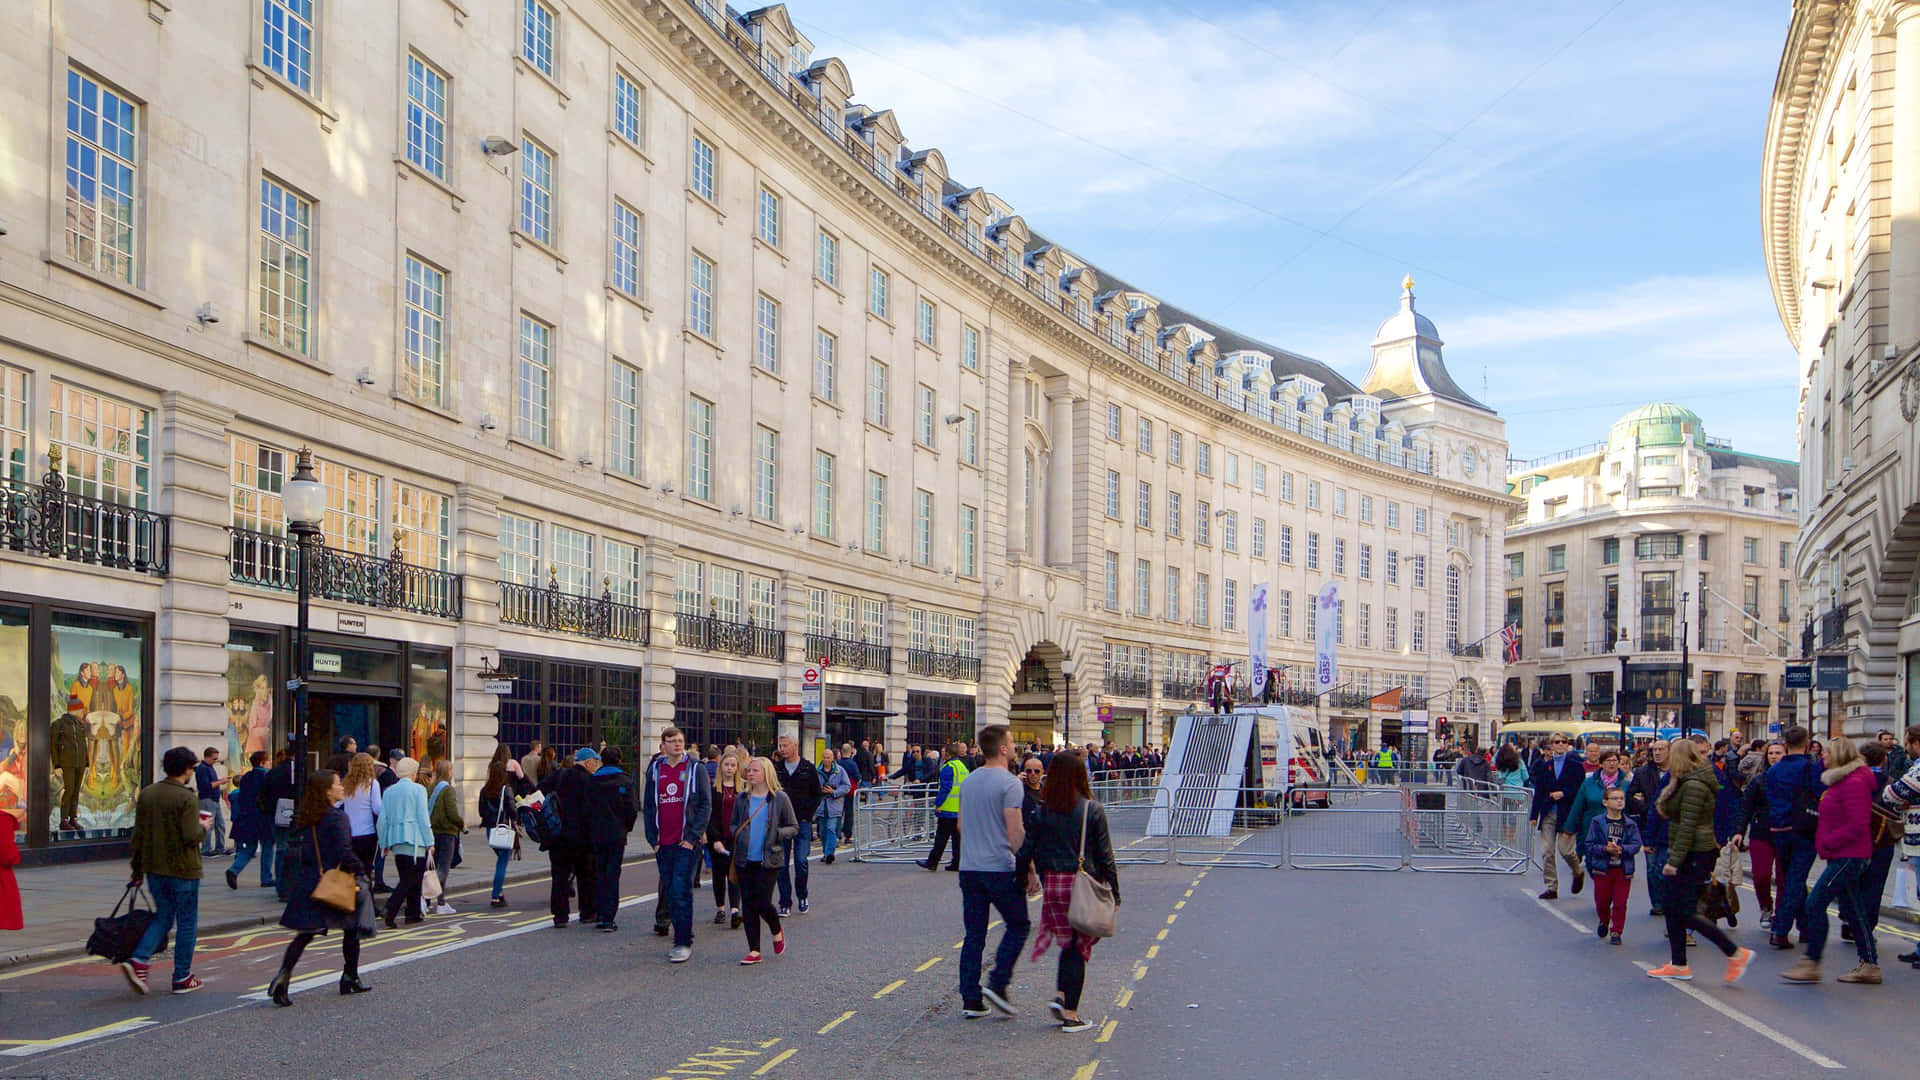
[
  {"xmin": 0, "ymin": 1, "xmax": 1508, "ymax": 859},
  {"xmin": 1764, "ymin": 0, "xmax": 1920, "ymax": 736}
]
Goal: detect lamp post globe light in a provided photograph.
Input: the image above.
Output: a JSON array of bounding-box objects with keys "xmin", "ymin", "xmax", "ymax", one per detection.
[{"xmin": 284, "ymin": 447, "xmax": 327, "ymax": 787}]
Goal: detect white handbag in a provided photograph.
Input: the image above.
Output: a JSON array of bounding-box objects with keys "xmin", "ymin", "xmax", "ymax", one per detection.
[
  {"xmin": 1066, "ymin": 803, "xmax": 1117, "ymax": 939},
  {"xmin": 487, "ymin": 789, "xmax": 515, "ymax": 852}
]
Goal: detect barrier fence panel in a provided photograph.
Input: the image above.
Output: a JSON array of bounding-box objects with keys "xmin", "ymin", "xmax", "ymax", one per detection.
[
  {"xmin": 1167, "ymin": 784, "xmax": 1287, "ymax": 869},
  {"xmin": 1402, "ymin": 785, "xmax": 1532, "ymax": 874},
  {"xmin": 849, "ymin": 789, "xmax": 938, "ymax": 863},
  {"xmin": 1104, "ymin": 788, "xmax": 1172, "ymax": 866},
  {"xmin": 1283, "ymin": 789, "xmax": 1408, "ymax": 870}
]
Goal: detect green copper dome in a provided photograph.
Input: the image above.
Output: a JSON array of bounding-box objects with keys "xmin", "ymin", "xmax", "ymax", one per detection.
[{"xmin": 1609, "ymin": 403, "xmax": 1704, "ymax": 451}]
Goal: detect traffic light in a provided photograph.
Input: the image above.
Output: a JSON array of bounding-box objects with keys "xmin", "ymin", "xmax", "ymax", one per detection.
[{"xmin": 1581, "ymin": 708, "xmax": 1589, "ymax": 721}]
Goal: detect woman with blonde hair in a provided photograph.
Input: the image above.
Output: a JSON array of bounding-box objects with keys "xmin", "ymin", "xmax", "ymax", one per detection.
[
  {"xmin": 1647, "ymin": 738, "xmax": 1753, "ymax": 983},
  {"xmin": 729, "ymin": 756, "xmax": 798, "ymax": 964},
  {"xmin": 341, "ymin": 753, "xmax": 382, "ymax": 873},
  {"xmin": 707, "ymin": 748, "xmax": 748, "ymax": 927}
]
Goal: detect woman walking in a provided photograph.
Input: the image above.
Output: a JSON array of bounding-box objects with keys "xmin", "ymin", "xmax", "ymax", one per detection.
[
  {"xmin": 1646, "ymin": 739, "xmax": 1753, "ymax": 984},
  {"xmin": 478, "ymin": 749, "xmax": 530, "ymax": 909},
  {"xmin": 1018, "ymin": 751, "xmax": 1120, "ymax": 1032},
  {"xmin": 1782, "ymin": 737, "xmax": 1881, "ymax": 984},
  {"xmin": 729, "ymin": 756, "xmax": 798, "ymax": 965},
  {"xmin": 1734, "ymin": 740, "xmax": 1786, "ymax": 928},
  {"xmin": 376, "ymin": 757, "xmax": 432, "ymax": 928},
  {"xmin": 427, "ymin": 759, "xmax": 464, "ymax": 915},
  {"xmin": 707, "ymin": 748, "xmax": 745, "ymax": 927},
  {"xmin": 267, "ymin": 769, "xmax": 373, "ymax": 1006},
  {"xmin": 340, "ymin": 753, "xmax": 381, "ymax": 880}
]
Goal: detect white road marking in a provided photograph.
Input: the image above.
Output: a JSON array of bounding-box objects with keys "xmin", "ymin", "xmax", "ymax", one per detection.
[{"xmin": 1521, "ymin": 887, "xmax": 1844, "ymax": 1071}]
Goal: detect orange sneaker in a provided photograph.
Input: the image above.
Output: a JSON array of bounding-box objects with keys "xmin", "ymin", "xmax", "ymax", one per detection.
[
  {"xmin": 1646, "ymin": 963, "xmax": 1693, "ymax": 981},
  {"xmin": 1724, "ymin": 947, "xmax": 1754, "ymax": 985}
]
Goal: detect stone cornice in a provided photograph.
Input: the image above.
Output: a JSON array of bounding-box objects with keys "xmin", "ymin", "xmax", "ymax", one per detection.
[
  {"xmin": 630, "ymin": 0, "xmax": 1507, "ymax": 503},
  {"xmin": 1762, "ymin": 0, "xmax": 1845, "ymax": 345}
]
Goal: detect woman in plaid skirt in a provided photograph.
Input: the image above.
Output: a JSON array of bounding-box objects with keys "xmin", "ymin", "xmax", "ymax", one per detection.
[{"xmin": 1018, "ymin": 751, "xmax": 1120, "ymax": 1032}]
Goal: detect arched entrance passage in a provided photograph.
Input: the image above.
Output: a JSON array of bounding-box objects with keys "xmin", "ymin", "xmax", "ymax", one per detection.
[{"xmin": 1009, "ymin": 642, "xmax": 1065, "ymax": 749}]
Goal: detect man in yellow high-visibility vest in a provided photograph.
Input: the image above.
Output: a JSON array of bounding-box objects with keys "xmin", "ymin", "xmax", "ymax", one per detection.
[
  {"xmin": 918, "ymin": 742, "xmax": 969, "ymax": 870},
  {"xmin": 1374, "ymin": 745, "xmax": 1397, "ymax": 785}
]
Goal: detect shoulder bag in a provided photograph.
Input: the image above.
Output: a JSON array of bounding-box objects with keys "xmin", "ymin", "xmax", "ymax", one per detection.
[
  {"xmin": 310, "ymin": 825, "xmax": 360, "ymax": 912},
  {"xmin": 487, "ymin": 789, "xmax": 515, "ymax": 852},
  {"xmin": 1066, "ymin": 803, "xmax": 1117, "ymax": 939}
]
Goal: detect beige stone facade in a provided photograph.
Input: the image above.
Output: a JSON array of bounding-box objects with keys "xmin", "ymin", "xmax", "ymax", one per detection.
[
  {"xmin": 0, "ymin": 0, "xmax": 1508, "ymax": 855},
  {"xmin": 1503, "ymin": 406, "xmax": 1802, "ymax": 741},
  {"xmin": 1764, "ymin": 0, "xmax": 1920, "ymax": 737}
]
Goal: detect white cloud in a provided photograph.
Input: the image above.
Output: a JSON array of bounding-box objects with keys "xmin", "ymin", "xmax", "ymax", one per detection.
[{"xmin": 1446, "ymin": 275, "xmax": 1772, "ymax": 350}]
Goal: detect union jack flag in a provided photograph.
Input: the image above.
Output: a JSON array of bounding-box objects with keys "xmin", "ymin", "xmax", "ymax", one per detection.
[{"xmin": 1499, "ymin": 623, "xmax": 1521, "ymax": 664}]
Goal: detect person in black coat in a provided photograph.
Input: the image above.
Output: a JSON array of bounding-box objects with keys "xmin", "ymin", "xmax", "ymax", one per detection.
[
  {"xmin": 539, "ymin": 748, "xmax": 600, "ymax": 927},
  {"xmin": 584, "ymin": 748, "xmax": 639, "ymax": 932},
  {"xmin": 261, "ymin": 750, "xmax": 298, "ymax": 900},
  {"xmin": 1528, "ymin": 734, "xmax": 1587, "ymax": 900},
  {"xmin": 773, "ymin": 736, "xmax": 821, "ymax": 916},
  {"xmin": 267, "ymin": 770, "xmax": 373, "ymax": 1006}
]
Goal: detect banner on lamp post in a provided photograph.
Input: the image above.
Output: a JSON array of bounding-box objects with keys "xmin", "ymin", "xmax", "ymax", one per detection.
[
  {"xmin": 1315, "ymin": 582, "xmax": 1340, "ymax": 695},
  {"xmin": 1249, "ymin": 583, "xmax": 1269, "ymax": 698}
]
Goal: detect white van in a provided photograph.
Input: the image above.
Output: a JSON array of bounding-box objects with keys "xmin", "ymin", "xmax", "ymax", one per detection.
[{"xmin": 1243, "ymin": 705, "xmax": 1332, "ymax": 808}]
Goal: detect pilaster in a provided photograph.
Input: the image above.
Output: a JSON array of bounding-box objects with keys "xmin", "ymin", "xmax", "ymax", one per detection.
[
  {"xmin": 155, "ymin": 391, "xmax": 234, "ymax": 754},
  {"xmin": 450, "ymin": 483, "xmax": 502, "ymax": 787},
  {"xmin": 643, "ymin": 538, "xmax": 680, "ymax": 745}
]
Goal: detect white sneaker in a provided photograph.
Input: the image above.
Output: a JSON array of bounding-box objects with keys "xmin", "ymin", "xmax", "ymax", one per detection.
[
  {"xmin": 668, "ymin": 945, "xmax": 692, "ymax": 963},
  {"xmin": 435, "ymin": 903, "xmax": 456, "ymax": 915}
]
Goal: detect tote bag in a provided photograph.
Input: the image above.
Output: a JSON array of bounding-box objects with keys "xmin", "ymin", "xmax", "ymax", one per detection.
[
  {"xmin": 487, "ymin": 789, "xmax": 515, "ymax": 852},
  {"xmin": 1066, "ymin": 803, "xmax": 1117, "ymax": 939}
]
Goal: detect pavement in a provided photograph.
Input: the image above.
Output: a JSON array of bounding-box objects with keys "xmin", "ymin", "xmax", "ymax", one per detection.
[{"xmin": 1, "ymin": 814, "xmax": 1914, "ymax": 1078}]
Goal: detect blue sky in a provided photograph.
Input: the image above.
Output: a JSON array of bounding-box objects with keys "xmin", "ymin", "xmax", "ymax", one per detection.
[{"xmin": 778, "ymin": 0, "xmax": 1798, "ymax": 462}]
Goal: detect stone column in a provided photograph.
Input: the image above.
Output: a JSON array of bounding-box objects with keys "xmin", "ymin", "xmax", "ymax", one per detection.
[
  {"xmin": 1046, "ymin": 386, "xmax": 1075, "ymax": 568},
  {"xmin": 450, "ymin": 483, "xmax": 502, "ymax": 787},
  {"xmin": 1065, "ymin": 655, "xmax": 1102, "ymax": 747},
  {"xmin": 154, "ymin": 392, "xmax": 234, "ymax": 757},
  {"xmin": 1005, "ymin": 361, "xmax": 1028, "ymax": 557},
  {"xmin": 1890, "ymin": 6, "xmax": 1920, "ymax": 351},
  {"xmin": 643, "ymin": 538, "xmax": 680, "ymax": 746},
  {"xmin": 779, "ymin": 572, "xmax": 811, "ymax": 744}
]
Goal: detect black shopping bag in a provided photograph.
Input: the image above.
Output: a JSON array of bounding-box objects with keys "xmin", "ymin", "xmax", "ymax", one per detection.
[{"xmin": 87, "ymin": 884, "xmax": 163, "ymax": 963}]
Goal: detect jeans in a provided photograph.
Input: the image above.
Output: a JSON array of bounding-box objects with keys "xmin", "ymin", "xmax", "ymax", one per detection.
[
  {"xmin": 433, "ymin": 833, "xmax": 457, "ymax": 894},
  {"xmin": 1804, "ymin": 856, "xmax": 1875, "ymax": 965},
  {"xmin": 385, "ymin": 853, "xmax": 426, "ymax": 923},
  {"xmin": 1747, "ymin": 833, "xmax": 1778, "ymax": 913},
  {"xmin": 1664, "ymin": 851, "xmax": 1738, "ymax": 967},
  {"xmin": 132, "ymin": 874, "xmax": 199, "ymax": 984},
  {"xmin": 957, "ymin": 870, "xmax": 1031, "ymax": 1005},
  {"xmin": 1644, "ymin": 844, "xmax": 1670, "ymax": 911},
  {"xmin": 778, "ymin": 821, "xmax": 813, "ymax": 906},
  {"xmin": 817, "ymin": 814, "xmax": 839, "ymax": 860},
  {"xmin": 266, "ymin": 825, "xmax": 289, "ymax": 895},
  {"xmin": 656, "ymin": 843, "xmax": 698, "ymax": 946},
  {"xmin": 738, "ymin": 861, "xmax": 780, "ymax": 952},
  {"xmin": 1770, "ymin": 830, "xmax": 1818, "ymax": 939},
  {"xmin": 1858, "ymin": 845, "xmax": 1896, "ymax": 935},
  {"xmin": 592, "ymin": 845, "xmax": 625, "ymax": 927},
  {"xmin": 231, "ymin": 837, "xmax": 262, "ymax": 883},
  {"xmin": 199, "ymin": 797, "xmax": 227, "ymax": 855}
]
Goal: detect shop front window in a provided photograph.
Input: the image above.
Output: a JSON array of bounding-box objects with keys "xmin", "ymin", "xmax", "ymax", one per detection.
[
  {"xmin": 224, "ymin": 628, "xmax": 280, "ymax": 772},
  {"xmin": 408, "ymin": 648, "xmax": 452, "ymax": 770},
  {"xmin": 49, "ymin": 611, "xmax": 147, "ymax": 840},
  {"xmin": 0, "ymin": 606, "xmax": 28, "ymax": 841}
]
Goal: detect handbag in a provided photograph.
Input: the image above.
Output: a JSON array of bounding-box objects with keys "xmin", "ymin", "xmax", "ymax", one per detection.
[
  {"xmin": 87, "ymin": 883, "xmax": 159, "ymax": 963},
  {"xmin": 421, "ymin": 859, "xmax": 444, "ymax": 900},
  {"xmin": 353, "ymin": 875, "xmax": 378, "ymax": 935},
  {"xmin": 487, "ymin": 789, "xmax": 515, "ymax": 852},
  {"xmin": 309, "ymin": 826, "xmax": 360, "ymax": 912},
  {"xmin": 1066, "ymin": 803, "xmax": 1117, "ymax": 939}
]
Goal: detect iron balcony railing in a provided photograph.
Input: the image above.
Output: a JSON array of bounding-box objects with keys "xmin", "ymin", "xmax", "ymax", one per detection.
[
  {"xmin": 1583, "ymin": 689, "xmax": 1614, "ymax": 707},
  {"xmin": 1637, "ymin": 635, "xmax": 1677, "ymax": 652},
  {"xmin": 499, "ymin": 578, "xmax": 650, "ymax": 644},
  {"xmin": 1701, "ymin": 688, "xmax": 1728, "ymax": 705},
  {"xmin": 1104, "ymin": 672, "xmax": 1151, "ymax": 698},
  {"xmin": 1819, "ymin": 604, "xmax": 1847, "ymax": 648},
  {"xmin": 1735, "ymin": 688, "xmax": 1773, "ymax": 708},
  {"xmin": 1448, "ymin": 641, "xmax": 1484, "ymax": 658},
  {"xmin": 676, "ymin": 612, "xmax": 783, "ymax": 660},
  {"xmin": 1585, "ymin": 638, "xmax": 1620, "ymax": 655},
  {"xmin": 1531, "ymin": 689, "xmax": 1575, "ymax": 709},
  {"xmin": 905, "ymin": 648, "xmax": 981, "ymax": 681},
  {"xmin": 227, "ymin": 526, "xmax": 464, "ymax": 620},
  {"xmin": 1161, "ymin": 678, "xmax": 1206, "ymax": 701},
  {"xmin": 1, "ymin": 469, "xmax": 170, "ymax": 576},
  {"xmin": 804, "ymin": 633, "xmax": 891, "ymax": 674},
  {"xmin": 1329, "ymin": 689, "xmax": 1373, "ymax": 709}
]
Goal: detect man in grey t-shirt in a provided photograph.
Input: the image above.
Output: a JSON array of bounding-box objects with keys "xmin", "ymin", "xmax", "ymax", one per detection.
[{"xmin": 954, "ymin": 724, "xmax": 1030, "ymax": 1018}]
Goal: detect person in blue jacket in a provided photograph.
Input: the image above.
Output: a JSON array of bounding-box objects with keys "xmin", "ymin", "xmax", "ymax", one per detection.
[
  {"xmin": 1528, "ymin": 733, "xmax": 1587, "ymax": 899},
  {"xmin": 1762, "ymin": 726, "xmax": 1826, "ymax": 948},
  {"xmin": 1582, "ymin": 786, "xmax": 1643, "ymax": 945}
]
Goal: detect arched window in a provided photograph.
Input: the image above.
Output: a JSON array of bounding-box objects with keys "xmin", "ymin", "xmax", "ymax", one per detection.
[
  {"xmin": 1445, "ymin": 564, "xmax": 1462, "ymax": 649},
  {"xmin": 1454, "ymin": 677, "xmax": 1482, "ymax": 715}
]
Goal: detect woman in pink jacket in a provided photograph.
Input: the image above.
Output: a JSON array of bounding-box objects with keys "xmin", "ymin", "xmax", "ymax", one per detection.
[{"xmin": 1781, "ymin": 737, "xmax": 1880, "ymax": 985}]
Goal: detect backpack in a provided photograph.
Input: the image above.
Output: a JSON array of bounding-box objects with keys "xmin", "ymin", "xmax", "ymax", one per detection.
[{"xmin": 522, "ymin": 793, "xmax": 563, "ymax": 847}]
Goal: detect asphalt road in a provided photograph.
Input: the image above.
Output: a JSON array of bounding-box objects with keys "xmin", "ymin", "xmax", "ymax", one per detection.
[{"xmin": 0, "ymin": 837, "xmax": 1911, "ymax": 1078}]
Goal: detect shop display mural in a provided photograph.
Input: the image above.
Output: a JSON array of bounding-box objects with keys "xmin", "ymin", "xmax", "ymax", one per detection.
[
  {"xmin": 47, "ymin": 615, "xmax": 146, "ymax": 837},
  {"xmin": 0, "ymin": 615, "xmax": 27, "ymax": 839},
  {"xmin": 224, "ymin": 645, "xmax": 276, "ymax": 770},
  {"xmin": 408, "ymin": 652, "xmax": 450, "ymax": 771}
]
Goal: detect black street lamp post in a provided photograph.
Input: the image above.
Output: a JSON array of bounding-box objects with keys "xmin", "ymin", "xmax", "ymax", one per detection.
[{"xmin": 283, "ymin": 448, "xmax": 327, "ymax": 789}]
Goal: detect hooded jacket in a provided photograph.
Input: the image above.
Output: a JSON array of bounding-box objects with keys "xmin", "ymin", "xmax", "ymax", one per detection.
[{"xmin": 585, "ymin": 765, "xmax": 640, "ymax": 848}]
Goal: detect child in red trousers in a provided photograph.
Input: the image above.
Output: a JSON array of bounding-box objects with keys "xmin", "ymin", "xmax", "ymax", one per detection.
[{"xmin": 1582, "ymin": 786, "xmax": 1642, "ymax": 946}]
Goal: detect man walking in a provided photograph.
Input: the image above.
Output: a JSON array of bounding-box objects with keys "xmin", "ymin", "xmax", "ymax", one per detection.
[
  {"xmin": 585, "ymin": 747, "xmax": 639, "ymax": 932},
  {"xmin": 1628, "ymin": 739, "xmax": 1671, "ymax": 915},
  {"xmin": 1529, "ymin": 732, "xmax": 1586, "ymax": 899},
  {"xmin": 194, "ymin": 747, "xmax": 231, "ymax": 857},
  {"xmin": 643, "ymin": 726, "xmax": 711, "ymax": 962},
  {"xmin": 920, "ymin": 742, "xmax": 970, "ymax": 871},
  {"xmin": 1763, "ymin": 726, "xmax": 1825, "ymax": 949},
  {"xmin": 121, "ymin": 746, "xmax": 207, "ymax": 995},
  {"xmin": 955, "ymin": 724, "xmax": 1029, "ymax": 1019},
  {"xmin": 772, "ymin": 735, "xmax": 821, "ymax": 916},
  {"xmin": 540, "ymin": 747, "xmax": 600, "ymax": 928},
  {"xmin": 263, "ymin": 748, "xmax": 298, "ymax": 901},
  {"xmin": 816, "ymin": 747, "xmax": 850, "ymax": 865}
]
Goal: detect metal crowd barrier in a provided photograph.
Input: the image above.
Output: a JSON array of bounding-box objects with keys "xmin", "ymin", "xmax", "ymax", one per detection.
[
  {"xmin": 1164, "ymin": 785, "xmax": 1530, "ymax": 874},
  {"xmin": 847, "ymin": 771, "xmax": 1168, "ymax": 866}
]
